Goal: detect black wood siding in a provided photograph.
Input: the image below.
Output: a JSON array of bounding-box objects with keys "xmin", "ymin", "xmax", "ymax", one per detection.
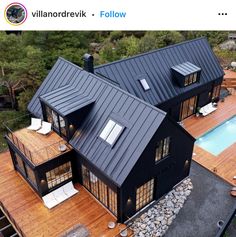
[{"xmin": 119, "ymin": 117, "xmax": 195, "ymax": 222}]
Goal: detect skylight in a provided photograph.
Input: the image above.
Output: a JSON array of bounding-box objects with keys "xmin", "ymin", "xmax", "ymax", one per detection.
[
  {"xmin": 139, "ymin": 79, "xmax": 150, "ymax": 91},
  {"xmin": 100, "ymin": 119, "xmax": 124, "ymax": 145}
]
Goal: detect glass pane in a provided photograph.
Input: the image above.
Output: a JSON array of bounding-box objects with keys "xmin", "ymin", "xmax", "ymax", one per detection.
[
  {"xmin": 139, "ymin": 79, "xmax": 150, "ymax": 90},
  {"xmin": 106, "ymin": 124, "xmax": 123, "ymax": 145},
  {"xmin": 46, "ymin": 162, "xmax": 72, "ymax": 189},
  {"xmin": 82, "ymin": 165, "xmax": 90, "ymax": 190},
  {"xmin": 25, "ymin": 164, "xmax": 37, "ymax": 187},
  {"xmin": 52, "ymin": 111, "xmax": 59, "ymax": 129},
  {"xmin": 59, "ymin": 116, "xmax": 67, "ymax": 137},
  {"xmin": 100, "ymin": 120, "xmax": 116, "ymax": 140},
  {"xmin": 108, "ymin": 188, "xmax": 117, "ymax": 216},
  {"xmin": 45, "ymin": 106, "xmax": 53, "ymax": 123},
  {"xmin": 15, "ymin": 154, "xmax": 25, "ymax": 175},
  {"xmin": 136, "ymin": 179, "xmax": 154, "ymax": 211},
  {"xmin": 193, "ymin": 73, "xmax": 197, "ymax": 83}
]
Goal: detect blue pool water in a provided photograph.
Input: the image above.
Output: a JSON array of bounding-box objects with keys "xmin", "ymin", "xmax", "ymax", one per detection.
[{"xmin": 196, "ymin": 115, "xmax": 236, "ymax": 156}]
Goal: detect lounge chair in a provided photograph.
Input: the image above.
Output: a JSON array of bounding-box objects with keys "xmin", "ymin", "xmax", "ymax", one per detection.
[
  {"xmin": 27, "ymin": 118, "xmax": 42, "ymax": 131},
  {"xmin": 199, "ymin": 103, "xmax": 217, "ymax": 116},
  {"xmin": 36, "ymin": 121, "xmax": 52, "ymax": 135},
  {"xmin": 42, "ymin": 182, "xmax": 78, "ymax": 209},
  {"xmin": 63, "ymin": 181, "xmax": 78, "ymax": 197}
]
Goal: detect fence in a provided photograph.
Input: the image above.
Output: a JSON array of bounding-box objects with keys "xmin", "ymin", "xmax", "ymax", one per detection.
[{"xmin": 4, "ymin": 114, "xmax": 70, "ymax": 165}]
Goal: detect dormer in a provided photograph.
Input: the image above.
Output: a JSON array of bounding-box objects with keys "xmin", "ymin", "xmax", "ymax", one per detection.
[
  {"xmin": 40, "ymin": 87, "xmax": 95, "ymax": 141},
  {"xmin": 171, "ymin": 62, "xmax": 201, "ymax": 87}
]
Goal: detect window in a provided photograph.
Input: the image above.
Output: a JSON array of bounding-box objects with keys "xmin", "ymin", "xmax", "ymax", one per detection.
[
  {"xmin": 184, "ymin": 72, "xmax": 198, "ymax": 86},
  {"xmin": 155, "ymin": 137, "xmax": 171, "ymax": 162},
  {"xmin": 139, "ymin": 79, "xmax": 150, "ymax": 91},
  {"xmin": 46, "ymin": 162, "xmax": 72, "ymax": 189},
  {"xmin": 212, "ymin": 84, "xmax": 221, "ymax": 100},
  {"xmin": 179, "ymin": 95, "xmax": 198, "ymax": 120},
  {"xmin": 136, "ymin": 179, "xmax": 154, "ymax": 211},
  {"xmin": 100, "ymin": 120, "xmax": 124, "ymax": 145},
  {"xmin": 81, "ymin": 165, "xmax": 117, "ymax": 216},
  {"xmin": 108, "ymin": 188, "xmax": 117, "ymax": 215},
  {"xmin": 15, "ymin": 154, "xmax": 25, "ymax": 175},
  {"xmin": 45, "ymin": 105, "xmax": 67, "ymax": 137},
  {"xmin": 25, "ymin": 164, "xmax": 37, "ymax": 187},
  {"xmin": 45, "ymin": 106, "xmax": 53, "ymax": 124}
]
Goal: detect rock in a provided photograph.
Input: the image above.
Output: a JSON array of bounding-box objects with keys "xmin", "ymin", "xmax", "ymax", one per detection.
[
  {"xmin": 156, "ymin": 216, "xmax": 164, "ymax": 222},
  {"xmin": 161, "ymin": 219, "xmax": 167, "ymax": 225},
  {"xmin": 185, "ymin": 190, "xmax": 191, "ymax": 196}
]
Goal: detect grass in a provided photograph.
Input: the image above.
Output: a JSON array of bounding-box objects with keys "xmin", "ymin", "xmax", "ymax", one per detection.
[{"xmin": 0, "ymin": 110, "xmax": 28, "ymax": 152}]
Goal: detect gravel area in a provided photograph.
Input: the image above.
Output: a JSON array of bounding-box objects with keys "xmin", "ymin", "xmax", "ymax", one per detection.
[{"xmin": 130, "ymin": 178, "xmax": 193, "ymax": 237}]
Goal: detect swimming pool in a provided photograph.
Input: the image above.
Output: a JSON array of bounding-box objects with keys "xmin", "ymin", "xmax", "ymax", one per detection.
[{"xmin": 196, "ymin": 115, "xmax": 236, "ymax": 156}]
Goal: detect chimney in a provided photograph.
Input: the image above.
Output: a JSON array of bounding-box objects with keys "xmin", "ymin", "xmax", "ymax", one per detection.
[{"xmin": 83, "ymin": 53, "xmax": 94, "ymax": 73}]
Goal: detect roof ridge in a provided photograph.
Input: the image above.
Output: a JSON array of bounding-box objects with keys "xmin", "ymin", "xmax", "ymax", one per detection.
[
  {"xmin": 94, "ymin": 37, "xmax": 207, "ymax": 69},
  {"xmin": 57, "ymin": 57, "xmax": 167, "ymax": 117}
]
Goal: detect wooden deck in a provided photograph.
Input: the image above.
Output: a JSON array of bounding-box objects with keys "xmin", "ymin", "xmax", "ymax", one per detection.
[
  {"xmin": 0, "ymin": 151, "xmax": 130, "ymax": 237},
  {"xmin": 184, "ymin": 94, "xmax": 236, "ymax": 186},
  {"xmin": 11, "ymin": 128, "xmax": 71, "ymax": 165}
]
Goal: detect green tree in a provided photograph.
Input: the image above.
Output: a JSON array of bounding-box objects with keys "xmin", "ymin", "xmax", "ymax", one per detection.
[
  {"xmin": 0, "ymin": 32, "xmax": 46, "ymax": 110},
  {"xmin": 0, "ymin": 32, "xmax": 25, "ymax": 109}
]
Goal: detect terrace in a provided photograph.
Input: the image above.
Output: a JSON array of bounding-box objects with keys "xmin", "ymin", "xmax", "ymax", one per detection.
[
  {"xmin": 0, "ymin": 152, "xmax": 131, "ymax": 237},
  {"xmin": 184, "ymin": 93, "xmax": 236, "ymax": 186},
  {"xmin": 4, "ymin": 114, "xmax": 71, "ymax": 166}
]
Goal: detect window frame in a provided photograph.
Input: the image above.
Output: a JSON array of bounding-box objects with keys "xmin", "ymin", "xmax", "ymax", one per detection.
[
  {"xmin": 155, "ymin": 137, "xmax": 171, "ymax": 163},
  {"xmin": 46, "ymin": 162, "xmax": 72, "ymax": 189},
  {"xmin": 136, "ymin": 178, "xmax": 154, "ymax": 211},
  {"xmin": 184, "ymin": 72, "xmax": 198, "ymax": 87}
]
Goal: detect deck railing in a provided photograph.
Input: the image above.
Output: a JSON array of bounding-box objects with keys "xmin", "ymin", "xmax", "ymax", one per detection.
[
  {"xmin": 4, "ymin": 114, "xmax": 70, "ymax": 165},
  {"xmin": 0, "ymin": 200, "xmax": 25, "ymax": 237}
]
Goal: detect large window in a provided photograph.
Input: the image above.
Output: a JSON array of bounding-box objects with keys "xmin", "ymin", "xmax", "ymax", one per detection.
[
  {"xmin": 46, "ymin": 162, "xmax": 72, "ymax": 189},
  {"xmin": 136, "ymin": 179, "xmax": 154, "ymax": 211},
  {"xmin": 180, "ymin": 95, "xmax": 198, "ymax": 120},
  {"xmin": 184, "ymin": 72, "xmax": 198, "ymax": 86},
  {"xmin": 45, "ymin": 105, "xmax": 67, "ymax": 137},
  {"xmin": 155, "ymin": 137, "xmax": 171, "ymax": 162},
  {"xmin": 212, "ymin": 84, "xmax": 221, "ymax": 100},
  {"xmin": 14, "ymin": 153, "xmax": 37, "ymax": 188},
  {"xmin": 100, "ymin": 119, "xmax": 124, "ymax": 146},
  {"xmin": 81, "ymin": 165, "xmax": 117, "ymax": 216}
]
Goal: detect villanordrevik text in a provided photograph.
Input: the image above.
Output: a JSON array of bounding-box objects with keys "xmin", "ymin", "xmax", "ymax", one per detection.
[
  {"xmin": 100, "ymin": 11, "xmax": 126, "ymax": 18},
  {"xmin": 32, "ymin": 10, "xmax": 87, "ymax": 18}
]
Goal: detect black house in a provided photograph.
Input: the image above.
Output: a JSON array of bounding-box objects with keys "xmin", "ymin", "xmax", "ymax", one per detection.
[
  {"xmin": 94, "ymin": 37, "xmax": 224, "ymax": 121},
  {"xmin": 5, "ymin": 58, "xmax": 194, "ymax": 223}
]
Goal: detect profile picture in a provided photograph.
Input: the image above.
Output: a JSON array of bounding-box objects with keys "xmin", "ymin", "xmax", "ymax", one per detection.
[{"xmin": 5, "ymin": 3, "xmax": 27, "ymax": 25}]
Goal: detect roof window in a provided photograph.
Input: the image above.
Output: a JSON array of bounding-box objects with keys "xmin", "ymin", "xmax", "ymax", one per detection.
[{"xmin": 100, "ymin": 119, "xmax": 124, "ymax": 145}]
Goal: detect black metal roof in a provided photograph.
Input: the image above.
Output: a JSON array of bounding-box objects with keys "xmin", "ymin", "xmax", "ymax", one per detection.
[
  {"xmin": 28, "ymin": 58, "xmax": 173, "ymax": 186},
  {"xmin": 171, "ymin": 62, "xmax": 201, "ymax": 76},
  {"xmin": 28, "ymin": 58, "xmax": 78, "ymax": 118},
  {"xmin": 40, "ymin": 85, "xmax": 95, "ymax": 116},
  {"xmin": 95, "ymin": 37, "xmax": 224, "ymax": 106}
]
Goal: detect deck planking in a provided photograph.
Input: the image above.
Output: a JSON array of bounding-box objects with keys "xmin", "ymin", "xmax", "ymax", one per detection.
[
  {"xmin": 0, "ymin": 152, "xmax": 130, "ymax": 237},
  {"xmin": 12, "ymin": 128, "xmax": 71, "ymax": 165},
  {"xmin": 184, "ymin": 94, "xmax": 236, "ymax": 186}
]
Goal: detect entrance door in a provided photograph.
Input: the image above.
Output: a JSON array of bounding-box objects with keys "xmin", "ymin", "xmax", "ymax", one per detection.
[{"xmin": 179, "ymin": 95, "xmax": 198, "ymax": 120}]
